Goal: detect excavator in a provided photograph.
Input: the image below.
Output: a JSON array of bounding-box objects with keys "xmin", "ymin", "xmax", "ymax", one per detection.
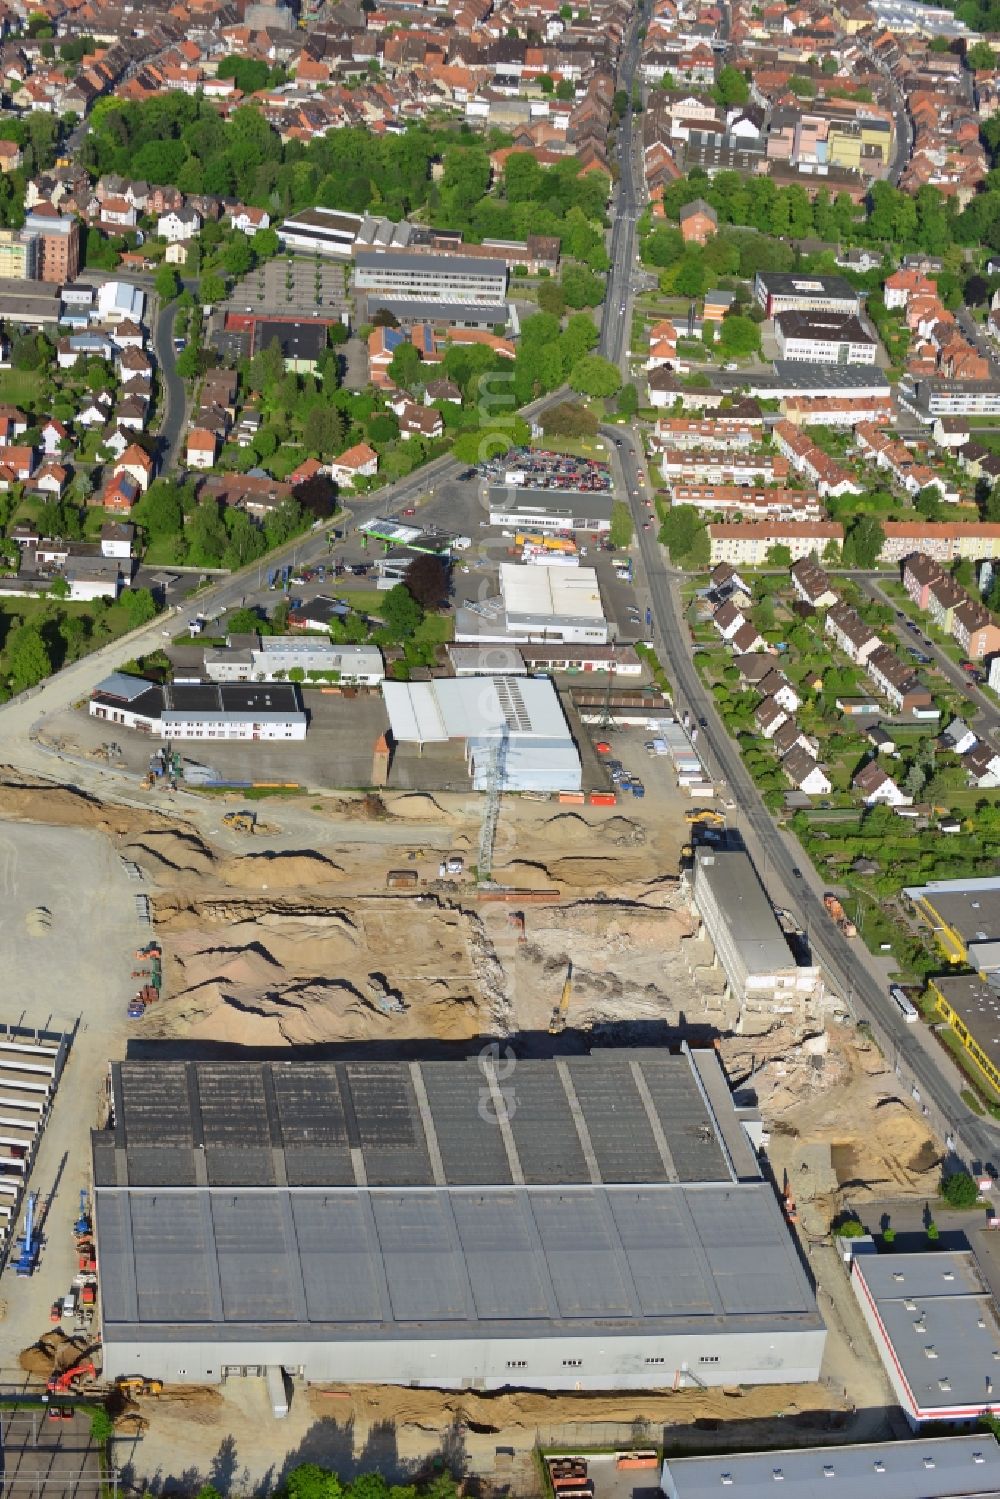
[
  {"xmin": 222, "ymin": 811, "xmax": 257, "ymax": 834},
  {"xmin": 685, "ymin": 808, "xmax": 724, "ymax": 827},
  {"xmin": 116, "ymin": 1376, "xmax": 163, "ymax": 1397},
  {"xmin": 46, "ymin": 1360, "xmax": 98, "ymax": 1394},
  {"xmin": 548, "ymin": 962, "xmax": 573, "ymax": 1036}
]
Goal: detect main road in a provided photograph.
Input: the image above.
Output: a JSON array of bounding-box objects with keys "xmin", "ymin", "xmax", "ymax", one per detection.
[
  {"xmin": 597, "ymin": 31, "xmax": 999, "ymax": 1172},
  {"xmin": 599, "ymin": 3, "xmax": 644, "ymax": 368}
]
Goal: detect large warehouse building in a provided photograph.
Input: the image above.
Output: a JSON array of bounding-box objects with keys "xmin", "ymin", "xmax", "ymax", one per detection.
[{"xmin": 92, "ymin": 1048, "xmax": 825, "ymax": 1389}]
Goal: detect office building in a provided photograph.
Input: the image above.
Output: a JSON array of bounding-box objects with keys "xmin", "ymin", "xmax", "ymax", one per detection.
[
  {"xmin": 203, "ymin": 636, "xmax": 384, "ymax": 686},
  {"xmin": 929, "ymin": 974, "xmax": 1000, "ymax": 1094},
  {"xmin": 774, "ymin": 311, "xmax": 878, "ymax": 365},
  {"xmin": 691, "ymin": 847, "xmax": 823, "ymax": 1031},
  {"xmin": 93, "ymin": 1047, "xmax": 825, "ymax": 1388},
  {"xmin": 88, "ymin": 674, "xmax": 307, "ymax": 740},
  {"xmin": 753, "ymin": 272, "xmax": 861, "ymax": 318},
  {"xmin": 354, "ymin": 249, "xmax": 507, "ymax": 307}
]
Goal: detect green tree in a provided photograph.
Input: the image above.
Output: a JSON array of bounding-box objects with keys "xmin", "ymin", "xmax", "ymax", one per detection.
[
  {"xmin": 713, "ymin": 64, "xmax": 749, "ymax": 106},
  {"xmin": 199, "ymin": 271, "xmax": 226, "ymax": 305},
  {"xmin": 569, "ymin": 354, "xmax": 621, "ymax": 397},
  {"xmin": 5, "ymin": 624, "xmax": 50, "ymax": 693},
  {"xmin": 843, "ymin": 515, "xmax": 885, "ymax": 569},
  {"xmin": 285, "ymin": 1466, "xmax": 344, "ymax": 1499},
  {"xmin": 538, "ymin": 73, "xmax": 554, "ymax": 93},
  {"xmin": 225, "ymin": 606, "xmax": 266, "ymax": 636},
  {"xmin": 222, "ymin": 509, "xmax": 267, "ymax": 570},
  {"xmin": 119, "ymin": 587, "xmax": 158, "ymax": 628},
  {"xmin": 381, "ymin": 583, "xmax": 423, "ymax": 640},
  {"xmin": 404, "ymin": 553, "xmax": 448, "ymax": 608},
  {"xmin": 556, "ymin": 78, "xmax": 575, "ymax": 100},
  {"xmin": 155, "ymin": 264, "xmax": 181, "ymax": 301},
  {"xmin": 941, "ymin": 1170, "xmax": 979, "ymax": 1207},
  {"xmin": 659, "ymin": 504, "xmax": 709, "ymax": 565},
  {"xmin": 89, "ymin": 1408, "xmax": 114, "ymax": 1445},
  {"xmin": 674, "ymin": 254, "xmax": 707, "ymax": 297},
  {"xmin": 223, "ymin": 232, "xmax": 253, "ymax": 277},
  {"xmin": 609, "ymin": 500, "xmax": 634, "ymax": 549},
  {"xmin": 537, "ymin": 279, "xmax": 567, "ymax": 318},
  {"xmin": 617, "ymin": 382, "xmax": 638, "ymax": 418},
  {"xmin": 766, "ymin": 544, "xmax": 792, "ymax": 567},
  {"xmin": 134, "ymin": 481, "xmax": 184, "ymax": 539},
  {"xmin": 388, "ymin": 341, "xmax": 423, "ymax": 391},
  {"xmin": 719, "ymin": 314, "xmax": 761, "ymax": 357},
  {"xmin": 48, "ymin": 575, "xmax": 70, "ymax": 599},
  {"xmin": 186, "ymin": 498, "xmax": 228, "ymax": 565},
  {"xmin": 968, "ymin": 40, "xmax": 997, "ymax": 69}
]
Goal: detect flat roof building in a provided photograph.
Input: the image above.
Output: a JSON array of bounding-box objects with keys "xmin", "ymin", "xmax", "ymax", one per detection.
[
  {"xmin": 662, "ymin": 1436, "xmax": 1000, "ymax": 1499},
  {"xmin": 692, "ymin": 847, "xmax": 823, "ymax": 1031},
  {"xmin": 89, "ymin": 674, "xmax": 307, "ymax": 740},
  {"xmin": 904, "ymin": 876, "xmax": 1000, "ymax": 966},
  {"xmin": 754, "ymin": 272, "xmax": 861, "ymax": 318},
  {"xmin": 929, "ymin": 973, "xmax": 1000, "ymax": 1094},
  {"xmin": 851, "ymin": 1250, "xmax": 1000, "ymax": 1426},
  {"xmin": 204, "ymin": 636, "xmax": 384, "ymax": 686},
  {"xmin": 276, "ymin": 208, "xmax": 413, "ymax": 259},
  {"xmin": 488, "ymin": 487, "xmax": 615, "ymax": 533},
  {"xmin": 774, "ymin": 311, "xmax": 878, "ymax": 366},
  {"xmin": 382, "ymin": 673, "xmax": 581, "ymax": 792},
  {"xmin": 354, "ymin": 248, "xmax": 507, "ymax": 307},
  {"xmin": 93, "ymin": 1047, "xmax": 825, "ymax": 1389},
  {"xmin": 500, "ymin": 562, "xmax": 607, "ymax": 642}
]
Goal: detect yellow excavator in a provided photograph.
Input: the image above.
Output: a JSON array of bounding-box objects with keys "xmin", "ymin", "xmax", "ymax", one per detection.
[
  {"xmin": 685, "ymin": 808, "xmax": 724, "ymax": 827},
  {"xmin": 222, "ymin": 811, "xmax": 257, "ymax": 834},
  {"xmin": 548, "ymin": 962, "xmax": 573, "ymax": 1035}
]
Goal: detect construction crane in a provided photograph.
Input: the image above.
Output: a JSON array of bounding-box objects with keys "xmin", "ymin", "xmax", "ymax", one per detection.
[
  {"xmin": 477, "ymin": 727, "xmax": 508, "ymax": 886},
  {"xmin": 74, "ymin": 1189, "xmax": 90, "ymax": 1238},
  {"xmin": 548, "ymin": 961, "xmax": 574, "ymax": 1035},
  {"xmin": 14, "ymin": 1192, "xmax": 39, "ymax": 1277}
]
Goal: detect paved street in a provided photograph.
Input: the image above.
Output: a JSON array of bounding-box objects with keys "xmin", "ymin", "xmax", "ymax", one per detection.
[
  {"xmin": 152, "ymin": 296, "xmax": 187, "ymax": 471},
  {"xmin": 596, "ymin": 93, "xmax": 1000, "ymax": 1173}
]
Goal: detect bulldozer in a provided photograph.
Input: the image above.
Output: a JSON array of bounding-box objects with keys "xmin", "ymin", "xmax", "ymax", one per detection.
[
  {"xmin": 222, "ymin": 811, "xmax": 257, "ymax": 834},
  {"xmin": 685, "ymin": 808, "xmax": 724, "ymax": 827}
]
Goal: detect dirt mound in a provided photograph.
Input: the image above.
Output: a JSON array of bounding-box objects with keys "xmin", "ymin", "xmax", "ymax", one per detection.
[
  {"xmin": 217, "ymin": 851, "xmax": 343, "ymax": 890},
  {"xmin": 542, "ymin": 812, "xmax": 647, "ymax": 847},
  {"xmin": 19, "ymin": 1329, "xmax": 87, "ymax": 1377},
  {"xmin": 125, "ymin": 828, "xmax": 215, "ymax": 878},
  {"xmin": 386, "ymin": 792, "xmax": 457, "ymax": 821},
  {"xmin": 148, "ymin": 898, "xmax": 492, "ymax": 1044}
]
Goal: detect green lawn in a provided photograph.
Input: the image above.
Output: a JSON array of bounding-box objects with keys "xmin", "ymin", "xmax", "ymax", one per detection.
[
  {"xmin": 531, "ymin": 435, "xmax": 609, "ymax": 460},
  {"xmin": 0, "ymin": 369, "xmax": 44, "ymax": 406}
]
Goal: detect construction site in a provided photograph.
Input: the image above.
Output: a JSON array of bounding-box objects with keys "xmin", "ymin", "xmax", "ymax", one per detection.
[{"xmin": 0, "ymin": 738, "xmax": 949, "ymax": 1495}]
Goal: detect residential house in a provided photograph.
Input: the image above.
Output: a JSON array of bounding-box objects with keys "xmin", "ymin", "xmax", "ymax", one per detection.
[
  {"xmin": 114, "ymin": 444, "xmax": 153, "ymax": 493},
  {"xmin": 186, "ymin": 429, "xmax": 219, "ymax": 469},
  {"xmin": 100, "ymin": 521, "xmax": 135, "ymax": 560},
  {"xmin": 783, "ymin": 745, "xmax": 832, "ymax": 797},
  {"xmin": 754, "ymin": 695, "xmax": 790, "ymax": 739},
  {"xmin": 679, "ymin": 197, "xmax": 717, "ymax": 245},
  {"xmin": 790, "ymin": 556, "xmax": 837, "ymax": 609},
  {"xmin": 157, "ymin": 207, "xmax": 202, "ymax": 243},
  {"xmin": 865, "ymin": 644, "xmax": 934, "ymax": 714},
  {"xmin": 773, "ymin": 719, "xmax": 817, "ymax": 759},
  {"xmin": 853, "ymin": 759, "xmax": 913, "ymax": 807},
  {"xmin": 329, "ymin": 442, "xmax": 378, "ymax": 486},
  {"xmin": 825, "ymin": 599, "xmax": 881, "ymax": 664},
  {"xmin": 100, "ymin": 473, "xmax": 140, "ymax": 515},
  {"xmin": 229, "ymin": 206, "xmax": 270, "ymax": 236}
]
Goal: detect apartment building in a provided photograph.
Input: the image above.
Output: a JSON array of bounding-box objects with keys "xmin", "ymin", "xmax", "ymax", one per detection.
[
  {"xmin": 0, "ymin": 229, "xmax": 37, "ymax": 281},
  {"xmin": 23, "ymin": 210, "xmax": 80, "ymax": 283},
  {"xmin": 707, "ymin": 522, "xmax": 844, "ymax": 566},
  {"xmin": 668, "ymin": 484, "xmax": 823, "ymax": 520},
  {"xmin": 661, "ymin": 451, "xmax": 788, "ymax": 486},
  {"xmin": 865, "ymin": 644, "xmax": 934, "ymax": 714}
]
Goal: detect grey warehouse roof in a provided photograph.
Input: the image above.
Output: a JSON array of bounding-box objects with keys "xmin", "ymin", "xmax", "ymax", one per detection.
[
  {"xmin": 661, "ymin": 1436, "xmax": 1000, "ymax": 1499},
  {"xmin": 93, "ymin": 1051, "xmax": 821, "ymax": 1347},
  {"xmin": 355, "ymin": 248, "xmax": 506, "ymax": 278}
]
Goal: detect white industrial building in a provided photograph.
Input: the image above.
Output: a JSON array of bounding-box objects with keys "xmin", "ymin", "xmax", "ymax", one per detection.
[
  {"xmin": 661, "ymin": 1436, "xmax": 1000, "ymax": 1499},
  {"xmin": 276, "ymin": 208, "xmax": 413, "ymax": 259},
  {"xmin": 691, "ymin": 847, "xmax": 823, "ymax": 1031},
  {"xmin": 851, "ymin": 1250, "xmax": 1000, "ymax": 1426},
  {"xmin": 92, "ymin": 1047, "xmax": 825, "ymax": 1389},
  {"xmin": 89, "ymin": 674, "xmax": 307, "ymax": 740},
  {"xmin": 204, "ymin": 636, "xmax": 384, "ymax": 686},
  {"xmin": 382, "ymin": 674, "xmax": 582, "ymax": 793},
  {"xmin": 455, "ymin": 564, "xmax": 608, "ymax": 647},
  {"xmin": 487, "ymin": 486, "xmax": 614, "ymax": 534}
]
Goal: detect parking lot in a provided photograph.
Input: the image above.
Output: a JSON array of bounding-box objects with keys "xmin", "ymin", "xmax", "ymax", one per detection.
[{"xmin": 0, "ymin": 1411, "xmax": 101, "ymax": 1499}]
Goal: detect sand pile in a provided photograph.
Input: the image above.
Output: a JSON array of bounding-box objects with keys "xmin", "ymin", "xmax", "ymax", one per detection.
[
  {"xmin": 125, "ymin": 828, "xmax": 215, "ymax": 879},
  {"xmin": 217, "ymin": 851, "xmax": 343, "ymax": 890}
]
